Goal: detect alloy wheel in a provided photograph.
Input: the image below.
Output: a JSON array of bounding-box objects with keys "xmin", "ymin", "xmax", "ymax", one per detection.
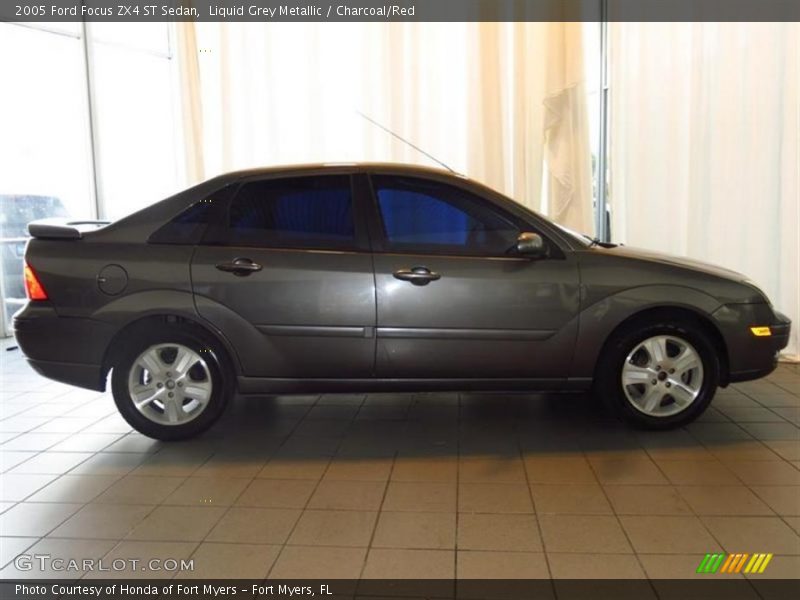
[
  {"xmin": 127, "ymin": 343, "xmax": 213, "ymax": 426},
  {"xmin": 620, "ymin": 335, "xmax": 704, "ymax": 418}
]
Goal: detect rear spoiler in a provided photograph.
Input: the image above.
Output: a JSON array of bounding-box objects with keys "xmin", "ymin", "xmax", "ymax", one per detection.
[{"xmin": 28, "ymin": 219, "xmax": 111, "ymax": 240}]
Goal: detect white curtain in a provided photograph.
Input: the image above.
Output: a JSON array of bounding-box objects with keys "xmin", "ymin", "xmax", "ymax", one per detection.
[
  {"xmin": 176, "ymin": 22, "xmax": 594, "ymax": 234},
  {"xmin": 610, "ymin": 23, "xmax": 799, "ymax": 359}
]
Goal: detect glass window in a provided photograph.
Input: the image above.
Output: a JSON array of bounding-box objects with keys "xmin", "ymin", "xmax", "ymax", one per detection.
[
  {"xmin": 227, "ymin": 176, "xmax": 355, "ymax": 249},
  {"xmin": 149, "ymin": 187, "xmax": 229, "ymax": 245},
  {"xmin": 373, "ymin": 176, "xmax": 520, "ymax": 255}
]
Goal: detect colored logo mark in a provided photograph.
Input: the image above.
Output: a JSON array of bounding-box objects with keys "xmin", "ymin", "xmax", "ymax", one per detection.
[{"xmin": 696, "ymin": 553, "xmax": 773, "ymax": 574}]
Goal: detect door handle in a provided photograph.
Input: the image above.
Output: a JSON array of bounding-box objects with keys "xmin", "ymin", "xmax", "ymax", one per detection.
[
  {"xmin": 393, "ymin": 266, "xmax": 441, "ymax": 286},
  {"xmin": 215, "ymin": 257, "xmax": 263, "ymax": 276}
]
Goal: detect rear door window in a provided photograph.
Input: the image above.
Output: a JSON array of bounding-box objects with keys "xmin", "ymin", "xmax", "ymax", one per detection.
[{"xmin": 226, "ymin": 175, "xmax": 355, "ymax": 249}]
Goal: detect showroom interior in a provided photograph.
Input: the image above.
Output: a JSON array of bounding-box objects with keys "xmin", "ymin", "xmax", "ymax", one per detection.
[{"xmin": 1, "ymin": 10, "xmax": 799, "ymax": 589}]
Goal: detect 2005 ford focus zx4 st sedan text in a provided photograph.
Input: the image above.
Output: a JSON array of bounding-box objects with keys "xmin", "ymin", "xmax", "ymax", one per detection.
[{"xmin": 13, "ymin": 164, "xmax": 791, "ymax": 440}]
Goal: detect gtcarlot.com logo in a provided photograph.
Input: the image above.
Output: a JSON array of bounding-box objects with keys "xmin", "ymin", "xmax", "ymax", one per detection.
[{"xmin": 696, "ymin": 552, "xmax": 773, "ymax": 574}]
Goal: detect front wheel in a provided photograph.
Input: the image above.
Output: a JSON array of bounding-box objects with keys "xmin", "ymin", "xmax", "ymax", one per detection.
[
  {"xmin": 594, "ymin": 320, "xmax": 720, "ymax": 429},
  {"xmin": 111, "ymin": 326, "xmax": 232, "ymax": 440}
]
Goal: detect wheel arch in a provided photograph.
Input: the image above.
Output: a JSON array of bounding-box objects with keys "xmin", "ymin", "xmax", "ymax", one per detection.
[
  {"xmin": 592, "ymin": 305, "xmax": 731, "ymax": 387},
  {"xmin": 100, "ymin": 313, "xmax": 241, "ymax": 384}
]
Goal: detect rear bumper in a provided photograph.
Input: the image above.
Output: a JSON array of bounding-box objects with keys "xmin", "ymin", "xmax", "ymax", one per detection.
[{"xmin": 13, "ymin": 302, "xmax": 113, "ymax": 391}]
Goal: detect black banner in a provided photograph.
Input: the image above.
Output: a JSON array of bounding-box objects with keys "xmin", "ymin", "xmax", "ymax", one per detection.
[
  {"xmin": 3, "ymin": 0, "xmax": 800, "ymax": 23},
  {"xmin": 2, "ymin": 579, "xmax": 800, "ymax": 600}
]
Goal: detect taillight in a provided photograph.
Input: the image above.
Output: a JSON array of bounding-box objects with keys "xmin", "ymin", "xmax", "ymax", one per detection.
[{"xmin": 23, "ymin": 262, "xmax": 48, "ymax": 301}]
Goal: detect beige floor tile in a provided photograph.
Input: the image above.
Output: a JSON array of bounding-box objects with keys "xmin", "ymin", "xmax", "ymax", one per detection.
[
  {"xmin": 708, "ymin": 441, "xmax": 783, "ymax": 462},
  {"xmin": 539, "ymin": 515, "xmax": 631, "ymax": 554},
  {"xmin": 620, "ymin": 516, "xmax": 720, "ymax": 554},
  {"xmin": 523, "ymin": 456, "xmax": 598, "ymax": 484},
  {"xmin": 0, "ymin": 473, "xmax": 60, "ymax": 502},
  {"xmin": 604, "ymin": 485, "xmax": 692, "ymax": 515},
  {"xmin": 288, "ymin": 509, "xmax": 377, "ymax": 547},
  {"xmin": 68, "ymin": 452, "xmax": 147, "ymax": 476},
  {"xmin": 131, "ymin": 449, "xmax": 212, "ymax": 477},
  {"xmin": 0, "ymin": 502, "xmax": 81, "ymax": 537},
  {"xmin": 638, "ymin": 553, "xmax": 723, "ymax": 580},
  {"xmin": 723, "ymin": 460, "xmax": 800, "ymax": 486},
  {"xmin": 745, "ymin": 554, "xmax": 800, "ymax": 579},
  {"xmin": 457, "ymin": 513, "xmax": 541, "ymax": 552},
  {"xmin": 236, "ymin": 479, "xmax": 316, "ymax": 508},
  {"xmin": 26, "ymin": 474, "xmax": 119, "ymax": 503},
  {"xmin": 258, "ymin": 457, "xmax": 330, "ymax": 480},
  {"xmin": 361, "ymin": 548, "xmax": 454, "ymax": 579},
  {"xmin": 206, "ymin": 507, "xmax": 300, "ymax": 544},
  {"xmin": 10, "ymin": 452, "xmax": 93, "ymax": 475},
  {"xmin": 270, "ymin": 546, "xmax": 366, "ymax": 579},
  {"xmin": 48, "ymin": 433, "xmax": 122, "ymax": 453},
  {"xmin": 589, "ymin": 457, "xmax": 668, "ymax": 485},
  {"xmin": 125, "ymin": 505, "xmax": 226, "ymax": 541},
  {"xmin": 178, "ymin": 542, "xmax": 280, "ymax": 578},
  {"xmin": 677, "ymin": 486, "xmax": 773, "ymax": 516},
  {"xmin": 458, "ymin": 457, "xmax": 527, "ymax": 484},
  {"xmin": 94, "ymin": 475, "xmax": 184, "ymax": 504},
  {"xmin": 656, "ymin": 460, "xmax": 740, "ymax": 485},
  {"xmin": 2, "ymin": 538, "xmax": 116, "ymax": 577},
  {"xmin": 750, "ymin": 486, "xmax": 800, "ymax": 516},
  {"xmin": 531, "ymin": 484, "xmax": 612, "ymax": 515},
  {"xmin": 382, "ymin": 481, "xmax": 456, "ymax": 513},
  {"xmin": 391, "ymin": 456, "xmax": 458, "ymax": 482},
  {"xmin": 457, "ymin": 550, "xmax": 549, "ymax": 578},
  {"xmin": 308, "ymin": 480, "xmax": 385, "ymax": 510},
  {"xmin": 323, "ymin": 458, "xmax": 393, "ymax": 481},
  {"xmin": 48, "ymin": 503, "xmax": 152, "ymax": 539},
  {"xmin": 164, "ymin": 477, "xmax": 250, "ymax": 506},
  {"xmin": 372, "ymin": 511, "xmax": 455, "ymax": 549},
  {"xmin": 192, "ymin": 454, "xmax": 267, "ymax": 479},
  {"xmin": 86, "ymin": 540, "xmax": 196, "ymax": 579},
  {"xmin": 548, "ymin": 553, "xmax": 646, "ymax": 579},
  {"xmin": 784, "ymin": 516, "xmax": 800, "ymax": 534},
  {"xmin": 459, "ymin": 483, "xmax": 533, "ymax": 514},
  {"xmin": 0, "ymin": 537, "xmax": 38, "ymax": 570},
  {"xmin": 702, "ymin": 516, "xmax": 800, "ymax": 554}
]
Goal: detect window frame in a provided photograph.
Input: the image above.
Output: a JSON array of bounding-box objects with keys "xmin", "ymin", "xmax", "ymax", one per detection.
[
  {"xmin": 364, "ymin": 172, "xmax": 562, "ymax": 259},
  {"xmin": 201, "ymin": 172, "xmax": 372, "ymax": 252}
]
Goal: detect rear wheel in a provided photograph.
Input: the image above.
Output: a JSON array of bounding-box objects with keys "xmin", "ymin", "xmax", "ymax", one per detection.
[
  {"xmin": 111, "ymin": 326, "xmax": 232, "ymax": 440},
  {"xmin": 595, "ymin": 319, "xmax": 720, "ymax": 429}
]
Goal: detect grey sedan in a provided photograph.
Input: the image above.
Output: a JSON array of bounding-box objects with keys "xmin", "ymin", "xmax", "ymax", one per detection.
[{"xmin": 13, "ymin": 164, "xmax": 791, "ymax": 439}]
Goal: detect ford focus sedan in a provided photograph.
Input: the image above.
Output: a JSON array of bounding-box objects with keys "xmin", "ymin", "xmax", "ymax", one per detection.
[{"xmin": 13, "ymin": 164, "xmax": 790, "ymax": 440}]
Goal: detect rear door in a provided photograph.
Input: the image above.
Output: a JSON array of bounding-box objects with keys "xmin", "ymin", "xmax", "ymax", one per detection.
[
  {"xmin": 191, "ymin": 173, "xmax": 376, "ymax": 378},
  {"xmin": 368, "ymin": 174, "xmax": 581, "ymax": 380}
]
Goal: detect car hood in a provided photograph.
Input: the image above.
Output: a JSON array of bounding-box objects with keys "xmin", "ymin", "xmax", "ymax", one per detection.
[{"xmin": 603, "ymin": 245, "xmax": 748, "ymax": 282}]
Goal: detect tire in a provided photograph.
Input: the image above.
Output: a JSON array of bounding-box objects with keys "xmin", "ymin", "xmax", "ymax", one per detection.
[
  {"xmin": 594, "ymin": 318, "xmax": 720, "ymax": 429},
  {"xmin": 111, "ymin": 324, "xmax": 233, "ymax": 441}
]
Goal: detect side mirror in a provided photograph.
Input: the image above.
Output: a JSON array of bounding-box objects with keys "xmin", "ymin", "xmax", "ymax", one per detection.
[{"xmin": 516, "ymin": 232, "xmax": 546, "ymax": 257}]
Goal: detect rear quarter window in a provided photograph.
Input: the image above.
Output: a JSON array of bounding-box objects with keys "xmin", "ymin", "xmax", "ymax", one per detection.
[{"xmin": 148, "ymin": 187, "xmax": 228, "ymax": 245}]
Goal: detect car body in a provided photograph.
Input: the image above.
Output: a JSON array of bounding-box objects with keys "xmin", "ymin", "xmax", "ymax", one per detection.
[{"xmin": 13, "ymin": 163, "xmax": 791, "ymax": 439}]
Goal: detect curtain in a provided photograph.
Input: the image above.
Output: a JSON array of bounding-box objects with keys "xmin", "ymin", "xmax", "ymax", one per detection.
[
  {"xmin": 610, "ymin": 23, "xmax": 799, "ymax": 360},
  {"xmin": 175, "ymin": 22, "xmax": 594, "ymax": 235}
]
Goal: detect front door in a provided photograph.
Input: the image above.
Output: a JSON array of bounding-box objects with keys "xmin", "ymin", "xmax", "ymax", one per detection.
[
  {"xmin": 369, "ymin": 174, "xmax": 580, "ymax": 380},
  {"xmin": 191, "ymin": 174, "xmax": 376, "ymax": 378}
]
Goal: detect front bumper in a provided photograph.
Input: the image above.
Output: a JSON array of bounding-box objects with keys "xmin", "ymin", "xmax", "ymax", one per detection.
[
  {"xmin": 714, "ymin": 304, "xmax": 791, "ymax": 383},
  {"xmin": 13, "ymin": 302, "xmax": 114, "ymax": 391}
]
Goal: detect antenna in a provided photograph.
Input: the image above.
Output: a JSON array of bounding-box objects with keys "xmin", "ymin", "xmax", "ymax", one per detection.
[{"xmin": 356, "ymin": 110, "xmax": 456, "ymax": 173}]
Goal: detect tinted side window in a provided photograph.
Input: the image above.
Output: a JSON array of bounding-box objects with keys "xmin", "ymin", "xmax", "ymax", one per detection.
[
  {"xmin": 372, "ymin": 175, "xmax": 519, "ymax": 255},
  {"xmin": 227, "ymin": 176, "xmax": 355, "ymax": 249},
  {"xmin": 148, "ymin": 187, "xmax": 228, "ymax": 245}
]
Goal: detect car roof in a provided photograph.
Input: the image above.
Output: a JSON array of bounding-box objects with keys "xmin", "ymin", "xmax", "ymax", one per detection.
[{"xmin": 216, "ymin": 162, "xmax": 468, "ymax": 183}]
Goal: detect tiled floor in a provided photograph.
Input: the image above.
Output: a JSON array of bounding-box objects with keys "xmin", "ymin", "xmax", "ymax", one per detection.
[{"xmin": 1, "ymin": 338, "xmax": 799, "ymax": 581}]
